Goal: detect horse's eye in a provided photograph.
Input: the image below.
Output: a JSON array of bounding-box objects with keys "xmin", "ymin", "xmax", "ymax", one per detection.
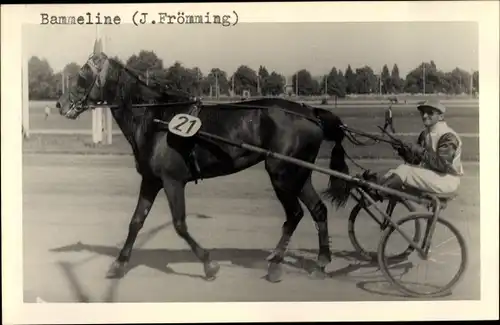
[{"xmin": 77, "ymin": 75, "xmax": 87, "ymax": 88}]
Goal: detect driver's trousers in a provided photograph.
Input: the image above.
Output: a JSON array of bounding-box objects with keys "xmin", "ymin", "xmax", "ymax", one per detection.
[{"xmin": 384, "ymin": 164, "xmax": 460, "ymax": 194}]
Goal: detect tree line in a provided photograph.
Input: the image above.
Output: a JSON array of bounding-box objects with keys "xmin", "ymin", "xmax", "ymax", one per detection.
[{"xmin": 28, "ymin": 50, "xmax": 479, "ymax": 100}]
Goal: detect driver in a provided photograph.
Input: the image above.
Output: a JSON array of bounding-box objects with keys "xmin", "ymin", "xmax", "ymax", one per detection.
[{"xmin": 362, "ymin": 100, "xmax": 464, "ymax": 199}]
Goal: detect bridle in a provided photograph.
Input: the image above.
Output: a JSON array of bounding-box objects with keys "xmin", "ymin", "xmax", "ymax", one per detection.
[
  {"xmin": 64, "ymin": 52, "xmax": 198, "ymax": 119},
  {"xmin": 65, "ymin": 53, "xmax": 107, "ymax": 117}
]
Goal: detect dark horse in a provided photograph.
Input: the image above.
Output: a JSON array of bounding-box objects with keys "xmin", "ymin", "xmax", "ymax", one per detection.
[{"xmin": 56, "ymin": 47, "xmax": 352, "ymax": 282}]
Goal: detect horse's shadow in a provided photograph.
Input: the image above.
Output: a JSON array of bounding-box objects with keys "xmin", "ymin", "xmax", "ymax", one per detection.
[
  {"xmin": 51, "ymin": 241, "xmax": 275, "ymax": 279},
  {"xmin": 48, "ymin": 214, "xmax": 414, "ymax": 300},
  {"xmin": 50, "ymin": 242, "xmax": 412, "ymax": 282}
]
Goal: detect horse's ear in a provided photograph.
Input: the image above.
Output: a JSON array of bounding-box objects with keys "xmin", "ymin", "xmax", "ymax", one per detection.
[
  {"xmin": 99, "ymin": 39, "xmax": 104, "ymax": 55},
  {"xmin": 93, "ymin": 39, "xmax": 102, "ymax": 55}
]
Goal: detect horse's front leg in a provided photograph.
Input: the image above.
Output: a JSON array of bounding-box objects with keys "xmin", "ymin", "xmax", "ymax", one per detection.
[
  {"xmin": 162, "ymin": 176, "xmax": 220, "ymax": 280},
  {"xmin": 106, "ymin": 176, "xmax": 162, "ymax": 278}
]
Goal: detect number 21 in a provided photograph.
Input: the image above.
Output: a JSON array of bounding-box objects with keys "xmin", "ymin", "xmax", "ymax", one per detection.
[
  {"xmin": 168, "ymin": 114, "xmax": 202, "ymax": 137},
  {"xmin": 173, "ymin": 116, "xmax": 197, "ymax": 134}
]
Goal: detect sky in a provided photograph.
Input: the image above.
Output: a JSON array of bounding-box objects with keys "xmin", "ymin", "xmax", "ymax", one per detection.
[{"xmin": 23, "ymin": 21, "xmax": 478, "ymax": 77}]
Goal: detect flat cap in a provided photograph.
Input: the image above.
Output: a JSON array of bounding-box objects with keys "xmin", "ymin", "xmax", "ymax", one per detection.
[{"xmin": 417, "ymin": 100, "xmax": 446, "ymax": 114}]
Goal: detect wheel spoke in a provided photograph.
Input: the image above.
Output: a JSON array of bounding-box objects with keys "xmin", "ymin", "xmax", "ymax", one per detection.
[
  {"xmin": 349, "ymin": 200, "xmax": 420, "ymax": 261},
  {"xmin": 433, "ymin": 236, "xmax": 455, "ymax": 249},
  {"xmin": 378, "ymin": 213, "xmax": 467, "ymax": 298}
]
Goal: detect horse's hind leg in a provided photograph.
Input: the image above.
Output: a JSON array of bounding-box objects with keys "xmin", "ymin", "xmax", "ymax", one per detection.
[
  {"xmin": 162, "ymin": 177, "xmax": 220, "ymax": 280},
  {"xmin": 298, "ymin": 177, "xmax": 332, "ymax": 279},
  {"xmin": 265, "ymin": 158, "xmax": 309, "ymax": 282},
  {"xmin": 265, "ymin": 184, "xmax": 304, "ymax": 282},
  {"xmin": 107, "ymin": 177, "xmax": 162, "ymax": 278}
]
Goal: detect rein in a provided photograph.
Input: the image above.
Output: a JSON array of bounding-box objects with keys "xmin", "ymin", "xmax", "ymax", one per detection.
[
  {"xmin": 338, "ymin": 124, "xmax": 407, "ymax": 172},
  {"xmin": 97, "ymin": 99, "xmax": 323, "ymax": 127},
  {"xmin": 340, "ymin": 124, "xmax": 404, "ymax": 148},
  {"xmin": 91, "ymin": 101, "xmax": 199, "ymax": 111},
  {"xmin": 76, "ymin": 53, "xmax": 406, "ymax": 174}
]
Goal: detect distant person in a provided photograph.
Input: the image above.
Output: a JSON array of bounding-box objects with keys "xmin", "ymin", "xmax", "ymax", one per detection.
[
  {"xmin": 44, "ymin": 106, "xmax": 51, "ymax": 120},
  {"xmin": 383, "ymin": 104, "xmax": 395, "ymax": 133},
  {"xmin": 362, "ymin": 100, "xmax": 464, "ymax": 198}
]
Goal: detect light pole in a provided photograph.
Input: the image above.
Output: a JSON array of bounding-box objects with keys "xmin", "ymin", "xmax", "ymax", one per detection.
[
  {"xmin": 422, "ymin": 62, "xmax": 426, "ymax": 95},
  {"xmin": 295, "ymin": 72, "xmax": 299, "ymax": 96}
]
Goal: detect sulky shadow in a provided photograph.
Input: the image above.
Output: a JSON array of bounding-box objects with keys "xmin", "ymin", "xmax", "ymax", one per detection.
[
  {"xmin": 57, "ymin": 261, "xmax": 92, "ymax": 303},
  {"xmin": 356, "ymin": 280, "xmax": 453, "ymax": 299},
  {"xmin": 285, "ymin": 249, "xmax": 413, "ymax": 279},
  {"xmin": 55, "ymin": 260, "xmax": 122, "ymax": 303}
]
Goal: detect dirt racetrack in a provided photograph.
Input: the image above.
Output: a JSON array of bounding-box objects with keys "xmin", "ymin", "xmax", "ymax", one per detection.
[{"xmin": 22, "ymin": 154, "xmax": 480, "ymax": 303}]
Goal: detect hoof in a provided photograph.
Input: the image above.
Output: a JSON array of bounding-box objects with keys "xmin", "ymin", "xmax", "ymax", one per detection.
[
  {"xmin": 204, "ymin": 261, "xmax": 220, "ymax": 280},
  {"xmin": 317, "ymin": 255, "xmax": 332, "ymax": 268},
  {"xmin": 266, "ymin": 251, "xmax": 284, "ymax": 264},
  {"xmin": 106, "ymin": 261, "xmax": 127, "ymax": 279},
  {"xmin": 266, "ymin": 262, "xmax": 283, "ymax": 283},
  {"xmin": 309, "ymin": 267, "xmax": 327, "ymax": 280}
]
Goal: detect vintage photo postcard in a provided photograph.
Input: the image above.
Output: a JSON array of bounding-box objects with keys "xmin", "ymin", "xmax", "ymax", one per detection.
[{"xmin": 2, "ymin": 1, "xmax": 499, "ymax": 324}]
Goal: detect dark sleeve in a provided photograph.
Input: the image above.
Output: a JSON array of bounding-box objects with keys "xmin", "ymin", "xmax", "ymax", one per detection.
[
  {"xmin": 417, "ymin": 131, "xmax": 425, "ymax": 146},
  {"xmin": 414, "ymin": 132, "xmax": 460, "ymax": 173},
  {"xmin": 401, "ymin": 131, "xmax": 425, "ymax": 165}
]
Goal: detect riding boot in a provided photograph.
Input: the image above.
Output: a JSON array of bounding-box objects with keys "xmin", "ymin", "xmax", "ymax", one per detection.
[
  {"xmin": 375, "ymin": 174, "xmax": 404, "ymax": 201},
  {"xmin": 359, "ymin": 171, "xmax": 403, "ymax": 202}
]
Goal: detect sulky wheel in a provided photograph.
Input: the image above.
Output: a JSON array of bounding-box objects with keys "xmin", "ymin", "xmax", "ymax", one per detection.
[
  {"xmin": 377, "ymin": 212, "xmax": 468, "ymax": 298},
  {"xmin": 348, "ymin": 198, "xmax": 421, "ymax": 261}
]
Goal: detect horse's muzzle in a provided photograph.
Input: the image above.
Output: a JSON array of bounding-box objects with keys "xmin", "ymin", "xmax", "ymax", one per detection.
[{"xmin": 56, "ymin": 101, "xmax": 62, "ymax": 114}]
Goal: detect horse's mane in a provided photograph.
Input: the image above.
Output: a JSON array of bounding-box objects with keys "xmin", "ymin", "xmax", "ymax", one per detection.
[{"xmin": 107, "ymin": 57, "xmax": 193, "ymax": 104}]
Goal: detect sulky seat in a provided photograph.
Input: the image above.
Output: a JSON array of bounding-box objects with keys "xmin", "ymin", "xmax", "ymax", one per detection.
[
  {"xmin": 423, "ymin": 191, "xmax": 458, "ymax": 201},
  {"xmin": 403, "ymin": 186, "xmax": 458, "ymax": 206}
]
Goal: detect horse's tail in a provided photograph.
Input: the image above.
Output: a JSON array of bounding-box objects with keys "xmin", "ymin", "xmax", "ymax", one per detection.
[{"xmin": 313, "ymin": 107, "xmax": 351, "ymax": 208}]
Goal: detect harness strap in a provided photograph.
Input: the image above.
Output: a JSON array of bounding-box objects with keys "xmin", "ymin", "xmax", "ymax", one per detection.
[
  {"xmin": 344, "ymin": 150, "xmax": 369, "ymax": 171},
  {"xmin": 186, "ymin": 103, "xmax": 203, "ymax": 184}
]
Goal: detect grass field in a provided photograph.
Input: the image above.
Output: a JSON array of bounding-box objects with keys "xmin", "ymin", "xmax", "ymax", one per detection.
[{"xmin": 23, "ymin": 98, "xmax": 479, "ymax": 160}]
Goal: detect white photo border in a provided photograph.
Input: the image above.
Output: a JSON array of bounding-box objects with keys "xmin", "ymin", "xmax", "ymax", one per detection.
[{"xmin": 2, "ymin": 1, "xmax": 499, "ymax": 323}]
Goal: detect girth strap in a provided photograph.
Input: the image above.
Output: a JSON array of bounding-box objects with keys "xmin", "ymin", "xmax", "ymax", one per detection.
[{"xmin": 186, "ymin": 103, "xmax": 203, "ymax": 184}]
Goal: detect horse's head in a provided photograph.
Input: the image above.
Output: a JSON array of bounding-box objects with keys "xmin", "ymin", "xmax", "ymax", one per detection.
[
  {"xmin": 57, "ymin": 41, "xmax": 198, "ymax": 120},
  {"xmin": 57, "ymin": 44, "xmax": 111, "ymax": 119}
]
